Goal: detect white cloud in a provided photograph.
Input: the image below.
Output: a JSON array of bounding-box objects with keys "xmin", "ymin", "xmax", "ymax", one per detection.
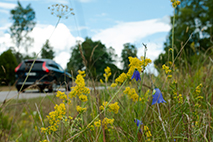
[
  {"xmin": 0, "ymin": 23, "xmax": 83, "ymax": 69},
  {"xmin": 27, "ymin": 23, "xmax": 83, "ymax": 68},
  {"xmin": 54, "ymin": 51, "xmax": 70, "ymax": 69},
  {"xmin": 0, "ymin": 2, "xmax": 16, "ymax": 9},
  {"xmin": 0, "ymin": 33, "xmax": 13, "ymax": 53},
  {"xmin": 0, "ymin": 9, "xmax": 9, "ymax": 14},
  {"xmin": 78, "ymin": 0, "xmax": 94, "ymax": 3},
  {"xmin": 92, "ymin": 17, "xmax": 171, "ymax": 69}
]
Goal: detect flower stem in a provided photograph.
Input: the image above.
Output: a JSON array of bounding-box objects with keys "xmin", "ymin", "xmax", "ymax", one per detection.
[
  {"xmin": 157, "ymin": 103, "xmax": 168, "ymax": 141},
  {"xmin": 172, "ymin": 10, "xmax": 176, "ymax": 66}
]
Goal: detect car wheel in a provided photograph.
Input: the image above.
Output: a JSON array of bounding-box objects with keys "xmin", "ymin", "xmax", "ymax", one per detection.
[
  {"xmin": 48, "ymin": 80, "xmax": 57, "ymax": 92},
  {"xmin": 17, "ymin": 86, "xmax": 25, "ymax": 92},
  {"xmin": 17, "ymin": 86, "xmax": 21, "ymax": 92},
  {"xmin": 39, "ymin": 86, "xmax": 45, "ymax": 93},
  {"xmin": 65, "ymin": 80, "xmax": 71, "ymax": 91}
]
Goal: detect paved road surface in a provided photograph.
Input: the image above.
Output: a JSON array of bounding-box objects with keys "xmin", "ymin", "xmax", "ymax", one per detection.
[{"xmin": 0, "ymin": 86, "xmax": 106, "ymax": 102}]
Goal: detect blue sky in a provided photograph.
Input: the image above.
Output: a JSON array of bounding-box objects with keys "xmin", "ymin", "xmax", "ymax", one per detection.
[{"xmin": 0, "ymin": 0, "xmax": 174, "ymax": 72}]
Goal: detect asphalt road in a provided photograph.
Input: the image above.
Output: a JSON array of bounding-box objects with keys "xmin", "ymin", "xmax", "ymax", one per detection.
[{"xmin": 0, "ymin": 86, "xmax": 106, "ymax": 102}]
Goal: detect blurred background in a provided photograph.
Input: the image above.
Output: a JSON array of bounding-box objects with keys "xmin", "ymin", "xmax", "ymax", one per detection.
[{"xmin": 0, "ymin": 0, "xmax": 212, "ymax": 85}]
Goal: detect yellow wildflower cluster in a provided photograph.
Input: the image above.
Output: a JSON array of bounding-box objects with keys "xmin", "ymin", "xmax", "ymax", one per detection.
[
  {"xmin": 102, "ymin": 117, "xmax": 114, "ymax": 129},
  {"xmin": 78, "ymin": 70, "xmax": 86, "ymax": 77},
  {"xmin": 89, "ymin": 124, "xmax": 95, "ymax": 131},
  {"xmin": 174, "ymin": 93, "xmax": 183, "ymax": 104},
  {"xmin": 39, "ymin": 140, "xmax": 49, "ymax": 142},
  {"xmin": 94, "ymin": 117, "xmax": 114, "ymax": 130},
  {"xmin": 103, "ymin": 66, "xmax": 111, "ymax": 82},
  {"xmin": 127, "ymin": 57, "xmax": 143, "ymax": 78},
  {"xmin": 162, "ymin": 64, "xmax": 172, "ymax": 74},
  {"xmin": 192, "ymin": 83, "xmax": 203, "ymax": 127},
  {"xmin": 41, "ymin": 103, "xmax": 66, "ymax": 134},
  {"xmin": 100, "ymin": 79, "xmax": 104, "ymax": 84},
  {"xmin": 139, "ymin": 89, "xmax": 150, "ymax": 104},
  {"xmin": 171, "ymin": 0, "xmax": 181, "ymax": 8},
  {"xmin": 167, "ymin": 74, "xmax": 172, "ymax": 79},
  {"xmin": 172, "ymin": 79, "xmax": 177, "ymax": 84},
  {"xmin": 115, "ymin": 73, "xmax": 127, "ymax": 84},
  {"xmin": 195, "ymin": 83, "xmax": 202, "ymax": 95},
  {"xmin": 94, "ymin": 120, "xmax": 101, "ymax": 127},
  {"xmin": 143, "ymin": 125, "xmax": 152, "ymax": 141},
  {"xmin": 76, "ymin": 105, "xmax": 87, "ymax": 113},
  {"xmin": 69, "ymin": 70, "xmax": 90, "ymax": 102},
  {"xmin": 140, "ymin": 56, "xmax": 152, "ymax": 67},
  {"xmin": 127, "ymin": 56, "xmax": 152, "ymax": 78},
  {"xmin": 79, "ymin": 94, "xmax": 88, "ymax": 102},
  {"xmin": 110, "ymin": 83, "xmax": 117, "ymax": 88},
  {"xmin": 194, "ymin": 83, "xmax": 203, "ymax": 108},
  {"xmin": 123, "ymin": 87, "xmax": 139, "ymax": 102},
  {"xmin": 108, "ymin": 102, "xmax": 120, "ymax": 114},
  {"xmin": 56, "ymin": 91, "xmax": 71, "ymax": 103},
  {"xmin": 99, "ymin": 101, "xmax": 108, "ymax": 111}
]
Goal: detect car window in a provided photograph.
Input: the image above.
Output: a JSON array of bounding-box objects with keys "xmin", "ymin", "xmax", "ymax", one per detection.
[
  {"xmin": 20, "ymin": 60, "xmax": 43, "ymax": 70},
  {"xmin": 49, "ymin": 64, "xmax": 59, "ymax": 69},
  {"xmin": 58, "ymin": 64, "xmax": 64, "ymax": 72}
]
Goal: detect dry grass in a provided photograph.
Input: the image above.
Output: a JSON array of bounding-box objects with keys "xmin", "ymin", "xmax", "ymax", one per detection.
[{"xmin": 0, "ymin": 86, "xmax": 16, "ymax": 91}]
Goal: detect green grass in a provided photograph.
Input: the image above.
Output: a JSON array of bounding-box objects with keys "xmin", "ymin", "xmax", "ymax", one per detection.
[{"xmin": 0, "ymin": 56, "xmax": 212, "ymax": 141}]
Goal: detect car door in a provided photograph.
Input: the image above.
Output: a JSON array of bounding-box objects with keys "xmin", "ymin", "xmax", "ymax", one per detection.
[{"xmin": 57, "ymin": 64, "xmax": 66, "ymax": 83}]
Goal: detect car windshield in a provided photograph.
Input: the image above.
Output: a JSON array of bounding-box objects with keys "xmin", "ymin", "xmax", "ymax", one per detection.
[{"xmin": 19, "ymin": 60, "xmax": 43, "ymax": 71}]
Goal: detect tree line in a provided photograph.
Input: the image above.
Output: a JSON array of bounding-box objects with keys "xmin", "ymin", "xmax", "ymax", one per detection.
[
  {"xmin": 154, "ymin": 0, "xmax": 213, "ymax": 69},
  {"xmin": 1, "ymin": 0, "xmax": 213, "ymax": 85},
  {"xmin": 0, "ymin": 1, "xmax": 138, "ymax": 85}
]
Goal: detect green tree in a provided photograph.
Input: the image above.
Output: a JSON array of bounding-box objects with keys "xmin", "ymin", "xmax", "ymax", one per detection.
[
  {"xmin": 0, "ymin": 49, "xmax": 17, "ymax": 85},
  {"xmin": 41, "ymin": 40, "xmax": 55, "ymax": 59},
  {"xmin": 67, "ymin": 37, "xmax": 119, "ymax": 79},
  {"xmin": 154, "ymin": 0, "xmax": 213, "ymax": 68},
  {"xmin": 9, "ymin": 46, "xmax": 23, "ymax": 64},
  {"xmin": 121, "ymin": 43, "xmax": 137, "ymax": 73},
  {"xmin": 10, "ymin": 1, "xmax": 36, "ymax": 52}
]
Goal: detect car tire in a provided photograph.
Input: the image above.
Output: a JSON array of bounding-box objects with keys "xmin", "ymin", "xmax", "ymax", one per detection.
[
  {"xmin": 65, "ymin": 79, "xmax": 71, "ymax": 91},
  {"xmin": 17, "ymin": 86, "xmax": 21, "ymax": 92},
  {"xmin": 48, "ymin": 80, "xmax": 57, "ymax": 92},
  {"xmin": 17, "ymin": 86, "xmax": 26, "ymax": 92},
  {"xmin": 39, "ymin": 86, "xmax": 45, "ymax": 93}
]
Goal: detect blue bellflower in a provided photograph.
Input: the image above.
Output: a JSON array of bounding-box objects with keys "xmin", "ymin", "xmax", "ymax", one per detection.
[
  {"xmin": 152, "ymin": 88, "xmax": 166, "ymax": 105},
  {"xmin": 131, "ymin": 70, "xmax": 141, "ymax": 81},
  {"xmin": 134, "ymin": 119, "xmax": 143, "ymax": 133}
]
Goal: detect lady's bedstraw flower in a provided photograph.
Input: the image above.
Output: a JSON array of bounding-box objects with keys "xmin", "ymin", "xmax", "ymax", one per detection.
[
  {"xmin": 76, "ymin": 105, "xmax": 87, "ymax": 113},
  {"xmin": 115, "ymin": 72, "xmax": 127, "ymax": 84},
  {"xmin": 123, "ymin": 87, "xmax": 139, "ymax": 102},
  {"xmin": 108, "ymin": 102, "xmax": 120, "ymax": 114},
  {"xmin": 171, "ymin": 0, "xmax": 181, "ymax": 8},
  {"xmin": 94, "ymin": 120, "xmax": 101, "ymax": 127},
  {"xmin": 131, "ymin": 69, "xmax": 141, "ymax": 81},
  {"xmin": 103, "ymin": 66, "xmax": 111, "ymax": 82},
  {"xmin": 69, "ymin": 70, "xmax": 90, "ymax": 101},
  {"xmin": 162, "ymin": 64, "xmax": 171, "ymax": 74},
  {"xmin": 102, "ymin": 117, "xmax": 114, "ymax": 129},
  {"xmin": 41, "ymin": 103, "xmax": 66, "ymax": 134},
  {"xmin": 100, "ymin": 79, "xmax": 104, "ymax": 84},
  {"xmin": 56, "ymin": 91, "xmax": 71, "ymax": 103},
  {"xmin": 140, "ymin": 56, "xmax": 152, "ymax": 67},
  {"xmin": 127, "ymin": 56, "xmax": 152, "ymax": 78},
  {"xmin": 110, "ymin": 83, "xmax": 117, "ymax": 88},
  {"xmin": 99, "ymin": 101, "xmax": 108, "ymax": 111},
  {"xmin": 152, "ymin": 88, "xmax": 166, "ymax": 105}
]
